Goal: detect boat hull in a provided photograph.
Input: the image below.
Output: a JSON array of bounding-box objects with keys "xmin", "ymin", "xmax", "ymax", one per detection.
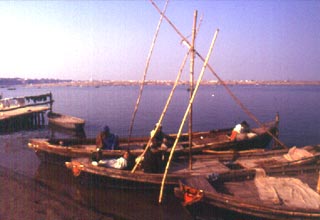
[
  {"xmin": 64, "ymin": 145, "xmax": 320, "ymax": 192},
  {"xmin": 29, "ymin": 118, "xmax": 280, "ymax": 163},
  {"xmin": 175, "ymin": 163, "xmax": 320, "ymax": 220},
  {"xmin": 47, "ymin": 112, "xmax": 85, "ymax": 131}
]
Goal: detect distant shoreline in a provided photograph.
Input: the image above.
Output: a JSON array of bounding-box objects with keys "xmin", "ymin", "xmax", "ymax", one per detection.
[
  {"xmin": 24, "ymin": 80, "xmax": 320, "ymax": 88},
  {"xmin": 1, "ymin": 78, "xmax": 319, "ymax": 88}
]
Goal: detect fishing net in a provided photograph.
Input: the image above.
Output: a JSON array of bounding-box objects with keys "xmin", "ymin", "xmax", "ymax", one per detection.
[{"xmin": 254, "ymin": 168, "xmax": 320, "ymax": 210}]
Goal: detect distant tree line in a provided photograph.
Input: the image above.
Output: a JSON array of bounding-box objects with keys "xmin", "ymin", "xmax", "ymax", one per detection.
[{"xmin": 0, "ymin": 78, "xmax": 71, "ymax": 86}]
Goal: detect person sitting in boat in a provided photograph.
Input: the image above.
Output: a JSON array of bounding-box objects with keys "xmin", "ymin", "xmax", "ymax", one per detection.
[
  {"xmin": 230, "ymin": 120, "xmax": 257, "ymax": 141},
  {"xmin": 92, "ymin": 150, "xmax": 134, "ymax": 170},
  {"xmin": 150, "ymin": 123, "xmax": 173, "ymax": 150},
  {"xmin": 96, "ymin": 125, "xmax": 119, "ymax": 150},
  {"xmin": 142, "ymin": 139, "xmax": 168, "ymax": 173}
]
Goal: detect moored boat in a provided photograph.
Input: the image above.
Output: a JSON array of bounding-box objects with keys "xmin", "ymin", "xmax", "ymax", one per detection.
[
  {"xmin": 29, "ymin": 136, "xmax": 148, "ymax": 162},
  {"xmin": 65, "ymin": 145, "xmax": 320, "ymax": 190},
  {"xmin": 34, "ymin": 162, "xmax": 194, "ymax": 219},
  {"xmin": 47, "ymin": 111, "xmax": 85, "ymax": 131},
  {"xmin": 28, "ymin": 116, "xmax": 279, "ymax": 163},
  {"xmin": 174, "ymin": 152, "xmax": 320, "ymax": 220}
]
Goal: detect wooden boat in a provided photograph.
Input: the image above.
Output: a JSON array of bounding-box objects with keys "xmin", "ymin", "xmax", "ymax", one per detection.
[
  {"xmin": 34, "ymin": 162, "xmax": 193, "ymax": 220},
  {"xmin": 174, "ymin": 152, "xmax": 320, "ymax": 220},
  {"xmin": 65, "ymin": 145, "xmax": 320, "ymax": 190},
  {"xmin": 29, "ymin": 117, "xmax": 279, "ymax": 163},
  {"xmin": 29, "ymin": 136, "xmax": 149, "ymax": 162},
  {"xmin": 47, "ymin": 111, "xmax": 85, "ymax": 131}
]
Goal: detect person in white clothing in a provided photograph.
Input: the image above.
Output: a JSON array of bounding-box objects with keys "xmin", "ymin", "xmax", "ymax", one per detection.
[
  {"xmin": 92, "ymin": 151, "xmax": 130, "ymax": 170},
  {"xmin": 230, "ymin": 120, "xmax": 257, "ymax": 141}
]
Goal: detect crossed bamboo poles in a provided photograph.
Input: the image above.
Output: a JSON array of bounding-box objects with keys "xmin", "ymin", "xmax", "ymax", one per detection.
[{"xmin": 129, "ymin": 0, "xmax": 288, "ymax": 204}]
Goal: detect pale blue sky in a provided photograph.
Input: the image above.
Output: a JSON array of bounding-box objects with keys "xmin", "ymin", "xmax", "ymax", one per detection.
[{"xmin": 0, "ymin": 0, "xmax": 319, "ymax": 81}]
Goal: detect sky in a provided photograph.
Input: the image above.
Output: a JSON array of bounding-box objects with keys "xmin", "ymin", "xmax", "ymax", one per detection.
[{"xmin": 0, "ymin": 0, "xmax": 319, "ymax": 81}]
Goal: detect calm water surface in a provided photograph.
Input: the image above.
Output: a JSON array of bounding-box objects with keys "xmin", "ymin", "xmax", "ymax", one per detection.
[
  {"xmin": 4, "ymin": 84, "xmax": 319, "ymax": 145},
  {"xmin": 0, "ymin": 85, "xmax": 319, "ymax": 219}
]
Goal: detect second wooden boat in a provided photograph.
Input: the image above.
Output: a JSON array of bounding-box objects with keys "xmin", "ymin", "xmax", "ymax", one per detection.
[
  {"xmin": 65, "ymin": 145, "xmax": 320, "ymax": 190},
  {"xmin": 47, "ymin": 111, "xmax": 85, "ymax": 131},
  {"xmin": 29, "ymin": 116, "xmax": 279, "ymax": 163},
  {"xmin": 174, "ymin": 154, "xmax": 320, "ymax": 220}
]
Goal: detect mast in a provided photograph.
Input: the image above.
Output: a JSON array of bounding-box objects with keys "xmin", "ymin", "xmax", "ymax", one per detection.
[
  {"xmin": 158, "ymin": 29, "xmax": 219, "ymax": 204},
  {"xmin": 188, "ymin": 10, "xmax": 197, "ymax": 169}
]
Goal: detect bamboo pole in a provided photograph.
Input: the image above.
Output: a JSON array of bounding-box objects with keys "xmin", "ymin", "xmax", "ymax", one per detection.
[
  {"xmin": 272, "ymin": 112, "xmax": 280, "ymax": 148},
  {"xmin": 158, "ymin": 29, "xmax": 219, "ymax": 203},
  {"xmin": 128, "ymin": 0, "xmax": 169, "ymax": 141},
  {"xmin": 188, "ymin": 10, "xmax": 197, "ymax": 170},
  {"xmin": 131, "ymin": 51, "xmax": 189, "ymax": 173},
  {"xmin": 149, "ymin": 0, "xmax": 287, "ymax": 149}
]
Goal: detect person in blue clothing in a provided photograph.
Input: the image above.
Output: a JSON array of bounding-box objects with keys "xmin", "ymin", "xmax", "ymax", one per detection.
[{"xmin": 96, "ymin": 125, "xmax": 119, "ymax": 150}]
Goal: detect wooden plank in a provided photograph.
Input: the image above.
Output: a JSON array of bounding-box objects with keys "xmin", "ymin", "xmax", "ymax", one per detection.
[{"xmin": 0, "ymin": 106, "xmax": 50, "ymax": 120}]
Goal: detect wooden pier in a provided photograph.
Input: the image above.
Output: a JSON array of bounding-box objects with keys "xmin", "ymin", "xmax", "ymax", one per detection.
[{"xmin": 0, "ymin": 93, "xmax": 53, "ymax": 133}]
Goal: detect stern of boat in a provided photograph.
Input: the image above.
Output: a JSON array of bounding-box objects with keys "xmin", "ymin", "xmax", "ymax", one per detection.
[
  {"xmin": 65, "ymin": 161, "xmax": 84, "ymax": 177},
  {"xmin": 175, "ymin": 180, "xmax": 204, "ymax": 206}
]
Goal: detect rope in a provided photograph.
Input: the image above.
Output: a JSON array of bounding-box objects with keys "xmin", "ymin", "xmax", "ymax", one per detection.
[
  {"xmin": 128, "ymin": 0, "xmax": 169, "ymax": 140},
  {"xmin": 149, "ymin": 0, "xmax": 288, "ymax": 149},
  {"xmin": 131, "ymin": 51, "xmax": 189, "ymax": 173}
]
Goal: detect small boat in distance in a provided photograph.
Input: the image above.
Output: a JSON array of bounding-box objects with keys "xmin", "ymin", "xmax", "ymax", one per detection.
[{"xmin": 47, "ymin": 111, "xmax": 85, "ymax": 131}]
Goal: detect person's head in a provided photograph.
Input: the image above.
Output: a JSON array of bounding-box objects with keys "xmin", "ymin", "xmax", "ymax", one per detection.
[
  {"xmin": 123, "ymin": 150, "xmax": 130, "ymax": 159},
  {"xmin": 241, "ymin": 121, "xmax": 249, "ymax": 127}
]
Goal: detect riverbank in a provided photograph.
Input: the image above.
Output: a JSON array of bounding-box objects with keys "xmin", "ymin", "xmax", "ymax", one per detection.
[
  {"xmin": 0, "ymin": 166, "xmax": 112, "ymax": 220},
  {"xmin": 1, "ymin": 77, "xmax": 320, "ymax": 89},
  {"xmin": 0, "ymin": 130, "xmax": 112, "ymax": 220},
  {"xmin": 25, "ymin": 80, "xmax": 320, "ymax": 88}
]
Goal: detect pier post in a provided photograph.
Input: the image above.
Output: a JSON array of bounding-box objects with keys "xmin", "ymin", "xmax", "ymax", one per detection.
[
  {"xmin": 41, "ymin": 112, "xmax": 45, "ymax": 126},
  {"xmin": 317, "ymin": 171, "xmax": 320, "ymax": 194},
  {"xmin": 37, "ymin": 112, "xmax": 40, "ymax": 127},
  {"xmin": 49, "ymin": 92, "xmax": 53, "ymax": 112}
]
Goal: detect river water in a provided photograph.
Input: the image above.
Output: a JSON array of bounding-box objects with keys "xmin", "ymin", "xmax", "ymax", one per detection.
[{"xmin": 0, "ymin": 84, "xmax": 319, "ymax": 219}]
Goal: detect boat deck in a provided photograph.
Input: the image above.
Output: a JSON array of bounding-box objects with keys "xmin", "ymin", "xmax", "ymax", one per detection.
[{"xmin": 170, "ymin": 157, "xmax": 230, "ymax": 175}]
